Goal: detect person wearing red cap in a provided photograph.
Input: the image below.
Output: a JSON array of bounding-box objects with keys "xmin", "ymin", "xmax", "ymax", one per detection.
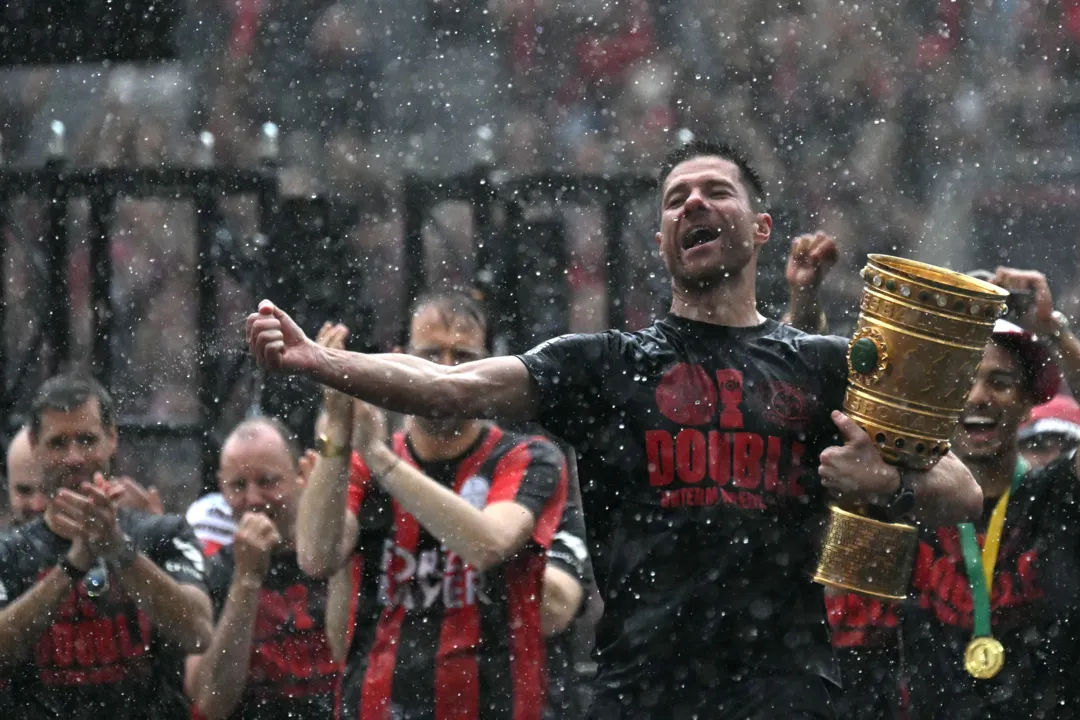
[
  {"xmin": 795, "ymin": 266, "xmax": 1080, "ymax": 719},
  {"xmin": 1019, "ymin": 394, "xmax": 1080, "ymax": 470},
  {"xmin": 883, "ymin": 270, "xmax": 1080, "ymax": 719}
]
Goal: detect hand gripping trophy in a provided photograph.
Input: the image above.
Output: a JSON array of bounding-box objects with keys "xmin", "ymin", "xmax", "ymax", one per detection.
[{"xmin": 813, "ymin": 256, "xmax": 1008, "ymax": 609}]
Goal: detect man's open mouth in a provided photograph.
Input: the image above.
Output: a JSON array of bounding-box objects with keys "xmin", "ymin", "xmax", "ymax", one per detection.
[
  {"xmin": 959, "ymin": 414, "xmax": 1000, "ymax": 440},
  {"xmin": 682, "ymin": 226, "xmax": 720, "ymax": 250}
]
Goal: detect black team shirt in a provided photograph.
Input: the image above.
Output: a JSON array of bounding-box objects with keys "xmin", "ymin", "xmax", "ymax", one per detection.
[
  {"xmin": 203, "ymin": 547, "xmax": 340, "ymax": 720},
  {"xmin": 340, "ymin": 425, "xmax": 568, "ymax": 720},
  {"xmin": 0, "ymin": 509, "xmax": 207, "ymax": 720},
  {"xmin": 517, "ymin": 316, "xmax": 849, "ymax": 717}
]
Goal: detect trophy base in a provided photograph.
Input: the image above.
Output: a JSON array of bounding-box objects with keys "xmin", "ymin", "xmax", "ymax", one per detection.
[{"xmin": 812, "ymin": 505, "xmax": 919, "ymax": 601}]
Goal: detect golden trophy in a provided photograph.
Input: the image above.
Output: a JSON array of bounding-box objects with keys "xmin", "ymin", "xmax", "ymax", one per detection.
[{"xmin": 812, "ymin": 255, "xmax": 1009, "ymax": 600}]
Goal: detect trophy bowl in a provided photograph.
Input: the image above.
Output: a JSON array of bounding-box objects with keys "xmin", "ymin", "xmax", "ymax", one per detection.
[{"xmin": 812, "ymin": 255, "xmax": 1009, "ymax": 600}]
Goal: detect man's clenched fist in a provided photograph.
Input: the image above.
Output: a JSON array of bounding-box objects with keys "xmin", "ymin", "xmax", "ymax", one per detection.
[
  {"xmin": 246, "ymin": 300, "xmax": 317, "ymax": 372},
  {"xmin": 233, "ymin": 512, "xmax": 282, "ymax": 584}
]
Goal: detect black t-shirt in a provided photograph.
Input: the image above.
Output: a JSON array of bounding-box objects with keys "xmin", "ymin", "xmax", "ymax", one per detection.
[
  {"xmin": 0, "ymin": 510, "xmax": 207, "ymax": 720},
  {"xmin": 204, "ymin": 546, "xmax": 339, "ymax": 720},
  {"xmin": 546, "ymin": 490, "xmax": 592, "ymax": 720},
  {"xmin": 903, "ymin": 453, "xmax": 1080, "ymax": 719},
  {"xmin": 341, "ymin": 425, "xmax": 568, "ymax": 720},
  {"xmin": 517, "ymin": 315, "xmax": 849, "ymax": 715}
]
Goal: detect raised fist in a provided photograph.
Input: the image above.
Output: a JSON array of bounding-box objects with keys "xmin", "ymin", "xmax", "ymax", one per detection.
[
  {"xmin": 246, "ymin": 301, "xmax": 318, "ymax": 373},
  {"xmin": 785, "ymin": 231, "xmax": 838, "ymax": 291},
  {"xmin": 233, "ymin": 512, "xmax": 282, "ymax": 583}
]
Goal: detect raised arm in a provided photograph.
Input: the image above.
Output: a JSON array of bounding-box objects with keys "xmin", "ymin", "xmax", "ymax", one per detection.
[
  {"xmin": 990, "ymin": 267, "xmax": 1080, "ymax": 479},
  {"xmin": 247, "ymin": 302, "xmax": 538, "ymax": 421},
  {"xmin": 187, "ymin": 514, "xmax": 280, "ymax": 720},
  {"xmin": 66, "ymin": 479, "xmax": 212, "ymax": 653},
  {"xmin": 780, "ymin": 232, "xmax": 837, "ymax": 334},
  {"xmin": 296, "ymin": 323, "xmax": 363, "ymax": 578}
]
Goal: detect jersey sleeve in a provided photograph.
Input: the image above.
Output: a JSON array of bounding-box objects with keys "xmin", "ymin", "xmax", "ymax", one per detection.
[
  {"xmin": 516, "ymin": 332, "xmax": 623, "ymax": 446},
  {"xmin": 487, "ymin": 437, "xmax": 568, "ymax": 548},
  {"xmin": 547, "ymin": 495, "xmax": 593, "ymax": 589},
  {"xmin": 129, "ymin": 512, "xmax": 208, "ymax": 592}
]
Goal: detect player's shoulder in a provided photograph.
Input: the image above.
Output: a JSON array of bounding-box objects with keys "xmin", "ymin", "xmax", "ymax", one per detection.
[{"xmin": 768, "ymin": 325, "xmax": 849, "ymax": 366}]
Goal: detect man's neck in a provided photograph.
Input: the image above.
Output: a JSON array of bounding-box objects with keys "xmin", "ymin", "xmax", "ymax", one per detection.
[
  {"xmin": 669, "ymin": 268, "xmax": 764, "ymax": 327},
  {"xmin": 405, "ymin": 419, "xmax": 486, "ymax": 462},
  {"xmin": 969, "ymin": 446, "xmax": 1022, "ymax": 500}
]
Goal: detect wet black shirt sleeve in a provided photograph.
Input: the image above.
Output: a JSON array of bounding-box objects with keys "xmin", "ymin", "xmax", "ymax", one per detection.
[
  {"xmin": 517, "ymin": 332, "xmax": 625, "ymax": 447},
  {"xmin": 123, "ymin": 510, "xmax": 209, "ymax": 592}
]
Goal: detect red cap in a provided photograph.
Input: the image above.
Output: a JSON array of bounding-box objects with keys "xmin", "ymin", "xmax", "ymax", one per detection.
[
  {"xmin": 1020, "ymin": 394, "xmax": 1080, "ymax": 442},
  {"xmin": 990, "ymin": 319, "xmax": 1060, "ymax": 405}
]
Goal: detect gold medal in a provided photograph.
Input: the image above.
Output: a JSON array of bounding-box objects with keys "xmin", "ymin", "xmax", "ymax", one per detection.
[{"xmin": 964, "ymin": 637, "xmax": 1005, "ymax": 679}]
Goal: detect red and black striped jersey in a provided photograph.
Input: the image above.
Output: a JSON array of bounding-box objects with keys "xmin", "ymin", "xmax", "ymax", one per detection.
[{"xmin": 340, "ymin": 424, "xmax": 568, "ymax": 720}]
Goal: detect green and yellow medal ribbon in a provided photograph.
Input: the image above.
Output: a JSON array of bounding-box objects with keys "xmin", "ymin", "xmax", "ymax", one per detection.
[{"xmin": 956, "ymin": 458, "xmax": 1029, "ymax": 680}]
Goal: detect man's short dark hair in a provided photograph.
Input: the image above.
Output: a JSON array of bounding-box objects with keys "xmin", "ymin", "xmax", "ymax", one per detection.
[
  {"xmin": 657, "ymin": 139, "xmax": 768, "ymax": 211},
  {"xmin": 30, "ymin": 374, "xmax": 115, "ymax": 439},
  {"xmin": 226, "ymin": 416, "xmax": 303, "ymax": 470},
  {"xmin": 411, "ymin": 288, "xmax": 489, "ymax": 341}
]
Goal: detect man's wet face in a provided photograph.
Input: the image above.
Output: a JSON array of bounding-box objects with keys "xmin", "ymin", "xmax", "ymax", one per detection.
[
  {"xmin": 32, "ymin": 399, "xmax": 116, "ymax": 496},
  {"xmin": 408, "ymin": 305, "xmax": 486, "ymax": 437},
  {"xmin": 657, "ymin": 156, "xmax": 767, "ymax": 291},
  {"xmin": 955, "ymin": 343, "xmax": 1033, "ymax": 463},
  {"xmin": 218, "ymin": 424, "xmax": 303, "ymax": 540}
]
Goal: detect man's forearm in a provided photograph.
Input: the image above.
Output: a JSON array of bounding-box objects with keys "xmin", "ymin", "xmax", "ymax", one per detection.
[
  {"xmin": 369, "ymin": 448, "xmax": 532, "ymax": 571},
  {"xmin": 912, "ymin": 453, "xmax": 983, "ymax": 526},
  {"xmin": 325, "ymin": 563, "xmax": 356, "ymax": 663},
  {"xmin": 115, "ymin": 556, "xmax": 212, "ymax": 653},
  {"xmin": 782, "ymin": 288, "xmax": 828, "ymax": 334},
  {"xmin": 541, "ymin": 566, "xmax": 584, "ymax": 637},
  {"xmin": 190, "ymin": 579, "xmax": 260, "ymax": 720},
  {"xmin": 0, "ymin": 569, "xmax": 76, "ymax": 665},
  {"xmin": 307, "ymin": 348, "xmax": 535, "ymax": 422},
  {"xmin": 297, "ymin": 452, "xmax": 352, "ymax": 577}
]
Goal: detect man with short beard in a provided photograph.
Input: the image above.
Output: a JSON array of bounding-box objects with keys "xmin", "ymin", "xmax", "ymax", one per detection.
[
  {"xmin": 0, "ymin": 373, "xmax": 212, "ymax": 720},
  {"xmin": 249, "ymin": 140, "xmax": 982, "ymax": 720},
  {"xmin": 185, "ymin": 417, "xmax": 341, "ymax": 720},
  {"xmin": 296, "ymin": 293, "xmax": 570, "ymax": 720}
]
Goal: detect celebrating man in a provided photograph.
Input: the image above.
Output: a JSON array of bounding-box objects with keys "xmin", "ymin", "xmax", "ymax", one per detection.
[
  {"xmin": 249, "ymin": 139, "xmax": 981, "ymax": 719},
  {"xmin": 0, "ymin": 373, "xmax": 212, "ymax": 719},
  {"xmin": 185, "ymin": 417, "xmax": 340, "ymax": 720},
  {"xmin": 297, "ymin": 293, "xmax": 570, "ymax": 719}
]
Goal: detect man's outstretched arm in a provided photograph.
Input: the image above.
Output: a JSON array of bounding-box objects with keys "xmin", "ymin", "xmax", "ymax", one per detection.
[{"xmin": 247, "ymin": 301, "xmax": 538, "ymax": 421}]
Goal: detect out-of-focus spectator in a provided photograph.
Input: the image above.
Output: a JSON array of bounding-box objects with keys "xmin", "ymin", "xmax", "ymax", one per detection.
[
  {"xmin": 1019, "ymin": 393, "xmax": 1080, "ymax": 470},
  {"xmin": 0, "ymin": 373, "xmax": 212, "ymax": 719},
  {"xmin": 184, "ymin": 417, "xmax": 340, "ymax": 720},
  {"xmin": 6, "ymin": 426, "xmax": 45, "ymax": 527}
]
